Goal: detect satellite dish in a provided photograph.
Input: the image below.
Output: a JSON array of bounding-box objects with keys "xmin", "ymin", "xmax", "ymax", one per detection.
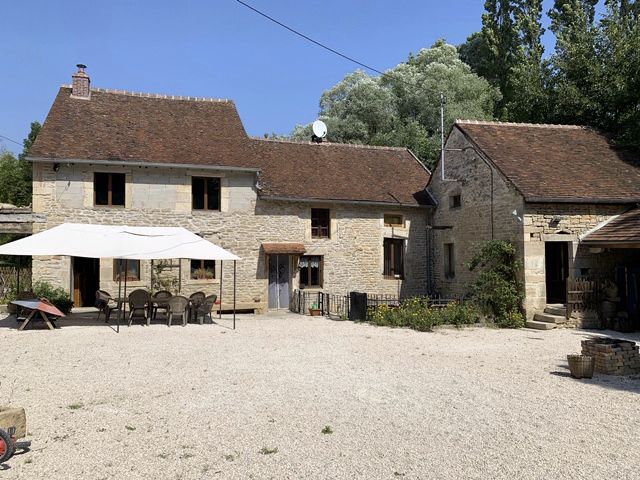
[{"xmin": 312, "ymin": 120, "xmax": 327, "ymax": 139}]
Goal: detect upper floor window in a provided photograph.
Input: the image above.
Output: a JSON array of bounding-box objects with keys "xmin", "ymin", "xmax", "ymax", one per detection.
[
  {"xmin": 384, "ymin": 214, "xmax": 404, "ymax": 227},
  {"xmin": 444, "ymin": 243, "xmax": 455, "ymax": 278},
  {"xmin": 113, "ymin": 259, "xmax": 140, "ymax": 281},
  {"xmin": 311, "ymin": 208, "xmax": 330, "ymax": 238},
  {"xmin": 299, "ymin": 255, "xmax": 323, "ymax": 288},
  {"xmin": 383, "ymin": 238, "xmax": 404, "ymax": 278},
  {"xmin": 191, "ymin": 259, "xmax": 216, "ymax": 280},
  {"xmin": 192, "ymin": 177, "xmax": 221, "ymax": 211},
  {"xmin": 95, "ymin": 172, "xmax": 125, "ymax": 206},
  {"xmin": 449, "ymin": 194, "xmax": 461, "ymax": 209}
]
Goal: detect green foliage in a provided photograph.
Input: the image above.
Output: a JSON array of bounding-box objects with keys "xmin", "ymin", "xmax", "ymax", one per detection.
[
  {"xmin": 321, "ymin": 425, "xmax": 333, "ymax": 434},
  {"xmin": 151, "ymin": 260, "xmax": 178, "ymax": 293},
  {"xmin": 33, "ymin": 280, "xmax": 74, "ymax": 314},
  {"xmin": 0, "ymin": 121, "xmax": 40, "ymax": 207},
  {"xmin": 468, "ymin": 240, "xmax": 524, "ymax": 328},
  {"xmin": 369, "ymin": 297, "xmax": 480, "ymax": 332},
  {"xmin": 291, "ymin": 41, "xmax": 499, "ymax": 169}
]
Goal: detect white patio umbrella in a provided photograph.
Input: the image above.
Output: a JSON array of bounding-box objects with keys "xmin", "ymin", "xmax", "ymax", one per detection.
[{"xmin": 0, "ymin": 223, "xmax": 241, "ymax": 330}]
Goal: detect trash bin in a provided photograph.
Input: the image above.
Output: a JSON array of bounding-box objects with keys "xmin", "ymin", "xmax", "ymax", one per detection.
[{"xmin": 349, "ymin": 292, "xmax": 367, "ymax": 321}]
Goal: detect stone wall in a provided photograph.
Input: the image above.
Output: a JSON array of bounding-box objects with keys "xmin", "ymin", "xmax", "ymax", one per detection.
[
  {"xmin": 522, "ymin": 203, "xmax": 628, "ymax": 316},
  {"xmin": 428, "ymin": 127, "xmax": 525, "ymax": 299},
  {"xmin": 31, "ymin": 162, "xmax": 429, "ymax": 311}
]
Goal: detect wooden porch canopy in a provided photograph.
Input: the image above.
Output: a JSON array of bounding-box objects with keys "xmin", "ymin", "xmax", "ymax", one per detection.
[
  {"xmin": 261, "ymin": 242, "xmax": 306, "ymax": 255},
  {"xmin": 582, "ymin": 208, "xmax": 640, "ymax": 248}
]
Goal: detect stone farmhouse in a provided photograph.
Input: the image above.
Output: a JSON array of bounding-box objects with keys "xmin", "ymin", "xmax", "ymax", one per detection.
[
  {"xmin": 428, "ymin": 120, "xmax": 640, "ymax": 326},
  {"xmin": 26, "ymin": 66, "xmax": 432, "ymax": 311}
]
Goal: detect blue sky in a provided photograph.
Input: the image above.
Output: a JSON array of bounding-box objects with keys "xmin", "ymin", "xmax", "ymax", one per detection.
[{"xmin": 0, "ymin": 1, "xmax": 605, "ymax": 154}]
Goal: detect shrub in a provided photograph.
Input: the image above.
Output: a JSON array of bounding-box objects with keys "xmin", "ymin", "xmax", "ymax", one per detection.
[
  {"xmin": 468, "ymin": 240, "xmax": 524, "ymax": 328},
  {"xmin": 33, "ymin": 281, "xmax": 74, "ymax": 314}
]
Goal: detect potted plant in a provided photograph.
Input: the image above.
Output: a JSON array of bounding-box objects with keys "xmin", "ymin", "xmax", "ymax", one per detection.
[{"xmin": 308, "ymin": 302, "xmax": 321, "ymax": 316}]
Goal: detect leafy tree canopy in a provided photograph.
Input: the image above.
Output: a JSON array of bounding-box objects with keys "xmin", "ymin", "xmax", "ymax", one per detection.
[
  {"xmin": 0, "ymin": 121, "xmax": 40, "ymax": 207},
  {"xmin": 291, "ymin": 40, "xmax": 500, "ymax": 169}
]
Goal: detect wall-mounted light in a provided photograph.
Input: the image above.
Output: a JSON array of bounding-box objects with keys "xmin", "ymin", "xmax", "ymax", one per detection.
[
  {"xmin": 549, "ymin": 215, "xmax": 563, "ymax": 227},
  {"xmin": 53, "ymin": 163, "xmax": 61, "ymax": 172}
]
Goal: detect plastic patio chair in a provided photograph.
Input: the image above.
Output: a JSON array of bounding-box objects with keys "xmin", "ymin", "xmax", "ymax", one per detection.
[
  {"xmin": 95, "ymin": 289, "xmax": 116, "ymax": 323},
  {"xmin": 166, "ymin": 295, "xmax": 189, "ymax": 327},
  {"xmin": 150, "ymin": 290, "xmax": 173, "ymax": 323},
  {"xmin": 188, "ymin": 291, "xmax": 206, "ymax": 322},
  {"xmin": 194, "ymin": 294, "xmax": 218, "ymax": 325},
  {"xmin": 128, "ymin": 289, "xmax": 150, "ymax": 326}
]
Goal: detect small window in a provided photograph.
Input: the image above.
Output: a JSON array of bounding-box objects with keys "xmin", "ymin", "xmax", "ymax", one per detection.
[
  {"xmin": 383, "ymin": 238, "xmax": 404, "ymax": 278},
  {"xmin": 95, "ymin": 172, "xmax": 125, "ymax": 206},
  {"xmin": 444, "ymin": 243, "xmax": 455, "ymax": 278},
  {"xmin": 192, "ymin": 177, "xmax": 221, "ymax": 211},
  {"xmin": 113, "ymin": 259, "xmax": 140, "ymax": 281},
  {"xmin": 191, "ymin": 259, "xmax": 216, "ymax": 280},
  {"xmin": 299, "ymin": 255, "xmax": 323, "ymax": 288},
  {"xmin": 384, "ymin": 214, "xmax": 404, "ymax": 227},
  {"xmin": 311, "ymin": 208, "xmax": 330, "ymax": 238},
  {"xmin": 449, "ymin": 194, "xmax": 461, "ymax": 209}
]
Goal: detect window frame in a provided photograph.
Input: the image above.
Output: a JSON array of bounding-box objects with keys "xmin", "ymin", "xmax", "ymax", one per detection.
[
  {"xmin": 94, "ymin": 172, "xmax": 126, "ymax": 207},
  {"xmin": 113, "ymin": 259, "xmax": 141, "ymax": 282},
  {"xmin": 383, "ymin": 238, "xmax": 405, "ymax": 278},
  {"xmin": 298, "ymin": 255, "xmax": 323, "ymax": 288},
  {"xmin": 192, "ymin": 176, "xmax": 221, "ymax": 211},
  {"xmin": 190, "ymin": 259, "xmax": 216, "ymax": 280},
  {"xmin": 449, "ymin": 194, "xmax": 462, "ymax": 209},
  {"xmin": 311, "ymin": 208, "xmax": 331, "ymax": 239},
  {"xmin": 384, "ymin": 213, "xmax": 404, "ymax": 227},
  {"xmin": 444, "ymin": 243, "xmax": 455, "ymax": 278}
]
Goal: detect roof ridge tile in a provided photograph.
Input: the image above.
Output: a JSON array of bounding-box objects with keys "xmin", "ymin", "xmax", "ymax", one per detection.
[
  {"xmin": 252, "ymin": 136, "xmax": 408, "ymax": 152},
  {"xmin": 456, "ymin": 119, "xmax": 585, "ymax": 130},
  {"xmin": 61, "ymin": 84, "xmax": 232, "ymax": 103}
]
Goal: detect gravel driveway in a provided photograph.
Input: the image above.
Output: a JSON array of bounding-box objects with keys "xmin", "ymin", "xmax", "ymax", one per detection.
[{"xmin": 0, "ymin": 311, "xmax": 638, "ymax": 479}]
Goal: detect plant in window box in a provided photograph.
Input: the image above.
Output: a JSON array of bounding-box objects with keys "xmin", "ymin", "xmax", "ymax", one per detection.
[
  {"xmin": 309, "ymin": 302, "xmax": 322, "ymax": 316},
  {"xmin": 193, "ymin": 268, "xmax": 214, "ymax": 280}
]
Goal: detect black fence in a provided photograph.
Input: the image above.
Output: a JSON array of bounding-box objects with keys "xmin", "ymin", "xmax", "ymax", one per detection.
[{"xmin": 290, "ymin": 289, "xmax": 456, "ymax": 321}]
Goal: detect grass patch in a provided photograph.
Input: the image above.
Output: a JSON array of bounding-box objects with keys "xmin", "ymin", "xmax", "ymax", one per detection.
[
  {"xmin": 259, "ymin": 446, "xmax": 278, "ymax": 455},
  {"xmin": 321, "ymin": 425, "xmax": 333, "ymax": 434},
  {"xmin": 67, "ymin": 403, "xmax": 84, "ymax": 410},
  {"xmin": 157, "ymin": 453, "xmax": 169, "ymax": 459},
  {"xmin": 125, "ymin": 425, "xmax": 136, "ymax": 431},
  {"xmin": 224, "ymin": 454, "xmax": 235, "ymax": 461}
]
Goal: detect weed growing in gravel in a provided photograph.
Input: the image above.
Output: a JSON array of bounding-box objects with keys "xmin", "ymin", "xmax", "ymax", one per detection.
[
  {"xmin": 321, "ymin": 425, "xmax": 333, "ymax": 434},
  {"xmin": 125, "ymin": 425, "xmax": 136, "ymax": 431},
  {"xmin": 224, "ymin": 454, "xmax": 235, "ymax": 461},
  {"xmin": 202, "ymin": 464, "xmax": 211, "ymax": 473},
  {"xmin": 157, "ymin": 453, "xmax": 169, "ymax": 459},
  {"xmin": 179, "ymin": 452, "xmax": 194, "ymax": 459},
  {"xmin": 24, "ymin": 458, "xmax": 32, "ymax": 464},
  {"xmin": 259, "ymin": 446, "xmax": 278, "ymax": 455},
  {"xmin": 67, "ymin": 402, "xmax": 83, "ymax": 410}
]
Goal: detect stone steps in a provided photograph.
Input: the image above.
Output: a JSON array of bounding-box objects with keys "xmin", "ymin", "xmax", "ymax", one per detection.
[
  {"xmin": 534, "ymin": 313, "xmax": 566, "ymax": 324},
  {"xmin": 525, "ymin": 320, "xmax": 557, "ymax": 330},
  {"xmin": 544, "ymin": 304, "xmax": 567, "ymax": 317}
]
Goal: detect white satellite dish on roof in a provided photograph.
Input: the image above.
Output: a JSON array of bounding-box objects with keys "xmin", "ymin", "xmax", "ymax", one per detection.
[{"xmin": 312, "ymin": 120, "xmax": 327, "ymax": 143}]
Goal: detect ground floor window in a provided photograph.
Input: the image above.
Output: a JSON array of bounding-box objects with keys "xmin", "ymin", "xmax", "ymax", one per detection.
[
  {"xmin": 383, "ymin": 238, "xmax": 404, "ymax": 278},
  {"xmin": 299, "ymin": 255, "xmax": 323, "ymax": 288},
  {"xmin": 113, "ymin": 259, "xmax": 141, "ymax": 281},
  {"xmin": 191, "ymin": 259, "xmax": 216, "ymax": 280},
  {"xmin": 444, "ymin": 243, "xmax": 455, "ymax": 278}
]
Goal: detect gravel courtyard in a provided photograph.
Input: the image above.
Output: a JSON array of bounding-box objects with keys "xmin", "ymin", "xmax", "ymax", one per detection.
[{"xmin": 0, "ymin": 311, "xmax": 638, "ymax": 480}]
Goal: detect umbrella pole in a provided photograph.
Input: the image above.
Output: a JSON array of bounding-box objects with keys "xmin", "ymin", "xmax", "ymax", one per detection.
[
  {"xmin": 178, "ymin": 259, "xmax": 182, "ymax": 293},
  {"xmin": 219, "ymin": 260, "xmax": 223, "ymax": 320},
  {"xmin": 116, "ymin": 267, "xmax": 122, "ymax": 333},
  {"xmin": 16, "ymin": 256, "xmax": 20, "ymax": 293},
  {"xmin": 124, "ymin": 260, "xmax": 128, "ymax": 326},
  {"xmin": 233, "ymin": 260, "xmax": 236, "ymax": 330}
]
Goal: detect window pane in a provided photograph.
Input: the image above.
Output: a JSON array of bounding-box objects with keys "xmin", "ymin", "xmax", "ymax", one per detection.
[
  {"xmin": 311, "ymin": 208, "xmax": 330, "ymax": 238},
  {"xmin": 113, "ymin": 259, "xmax": 140, "ymax": 281},
  {"xmin": 383, "ymin": 239, "xmax": 404, "ymax": 277},
  {"xmin": 192, "ymin": 177, "xmax": 205, "ymax": 210},
  {"xmin": 384, "ymin": 214, "xmax": 403, "ymax": 226},
  {"xmin": 300, "ymin": 262, "xmax": 309, "ymax": 287},
  {"xmin": 206, "ymin": 178, "xmax": 221, "ymax": 210},
  {"xmin": 191, "ymin": 259, "xmax": 215, "ymax": 279},
  {"xmin": 310, "ymin": 263, "xmax": 320, "ymax": 286},
  {"xmin": 111, "ymin": 173, "xmax": 125, "ymax": 206},
  {"xmin": 95, "ymin": 173, "xmax": 109, "ymax": 205}
]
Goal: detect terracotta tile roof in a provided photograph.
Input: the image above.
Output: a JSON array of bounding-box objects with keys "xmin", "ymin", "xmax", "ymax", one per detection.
[
  {"xmin": 582, "ymin": 208, "xmax": 640, "ymax": 245},
  {"xmin": 261, "ymin": 242, "xmax": 306, "ymax": 255},
  {"xmin": 30, "ymin": 87, "xmax": 431, "ymax": 207},
  {"xmin": 455, "ymin": 120, "xmax": 640, "ymax": 203},
  {"xmin": 248, "ymin": 138, "xmax": 431, "ymax": 206}
]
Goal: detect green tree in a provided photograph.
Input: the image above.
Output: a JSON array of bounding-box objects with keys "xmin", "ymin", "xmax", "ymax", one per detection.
[
  {"xmin": 0, "ymin": 121, "xmax": 40, "ymax": 207},
  {"xmin": 292, "ymin": 41, "xmax": 500, "ymax": 169}
]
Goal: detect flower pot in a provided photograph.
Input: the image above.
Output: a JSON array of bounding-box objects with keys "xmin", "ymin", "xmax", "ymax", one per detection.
[
  {"xmin": 308, "ymin": 308, "xmax": 322, "ymax": 317},
  {"xmin": 567, "ymin": 354, "xmax": 594, "ymax": 379}
]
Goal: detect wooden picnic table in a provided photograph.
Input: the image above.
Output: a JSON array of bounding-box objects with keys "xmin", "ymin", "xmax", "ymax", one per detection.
[{"xmin": 11, "ymin": 299, "xmax": 64, "ymax": 331}]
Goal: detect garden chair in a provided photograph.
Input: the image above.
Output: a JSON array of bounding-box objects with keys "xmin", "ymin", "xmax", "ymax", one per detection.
[
  {"xmin": 128, "ymin": 289, "xmax": 150, "ymax": 326},
  {"xmin": 166, "ymin": 295, "xmax": 189, "ymax": 327},
  {"xmin": 95, "ymin": 289, "xmax": 116, "ymax": 323},
  {"xmin": 188, "ymin": 291, "xmax": 206, "ymax": 323},
  {"xmin": 193, "ymin": 294, "xmax": 217, "ymax": 324},
  {"xmin": 150, "ymin": 290, "xmax": 173, "ymax": 323}
]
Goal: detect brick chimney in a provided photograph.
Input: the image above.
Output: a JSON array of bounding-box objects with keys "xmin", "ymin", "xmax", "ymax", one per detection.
[{"xmin": 71, "ymin": 64, "xmax": 90, "ymax": 99}]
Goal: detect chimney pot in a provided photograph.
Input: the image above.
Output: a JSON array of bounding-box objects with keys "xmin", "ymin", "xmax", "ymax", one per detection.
[{"xmin": 71, "ymin": 64, "xmax": 90, "ymax": 99}]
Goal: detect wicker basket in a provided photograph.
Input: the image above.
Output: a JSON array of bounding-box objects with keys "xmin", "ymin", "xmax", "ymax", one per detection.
[{"xmin": 567, "ymin": 354, "xmax": 595, "ymax": 379}]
